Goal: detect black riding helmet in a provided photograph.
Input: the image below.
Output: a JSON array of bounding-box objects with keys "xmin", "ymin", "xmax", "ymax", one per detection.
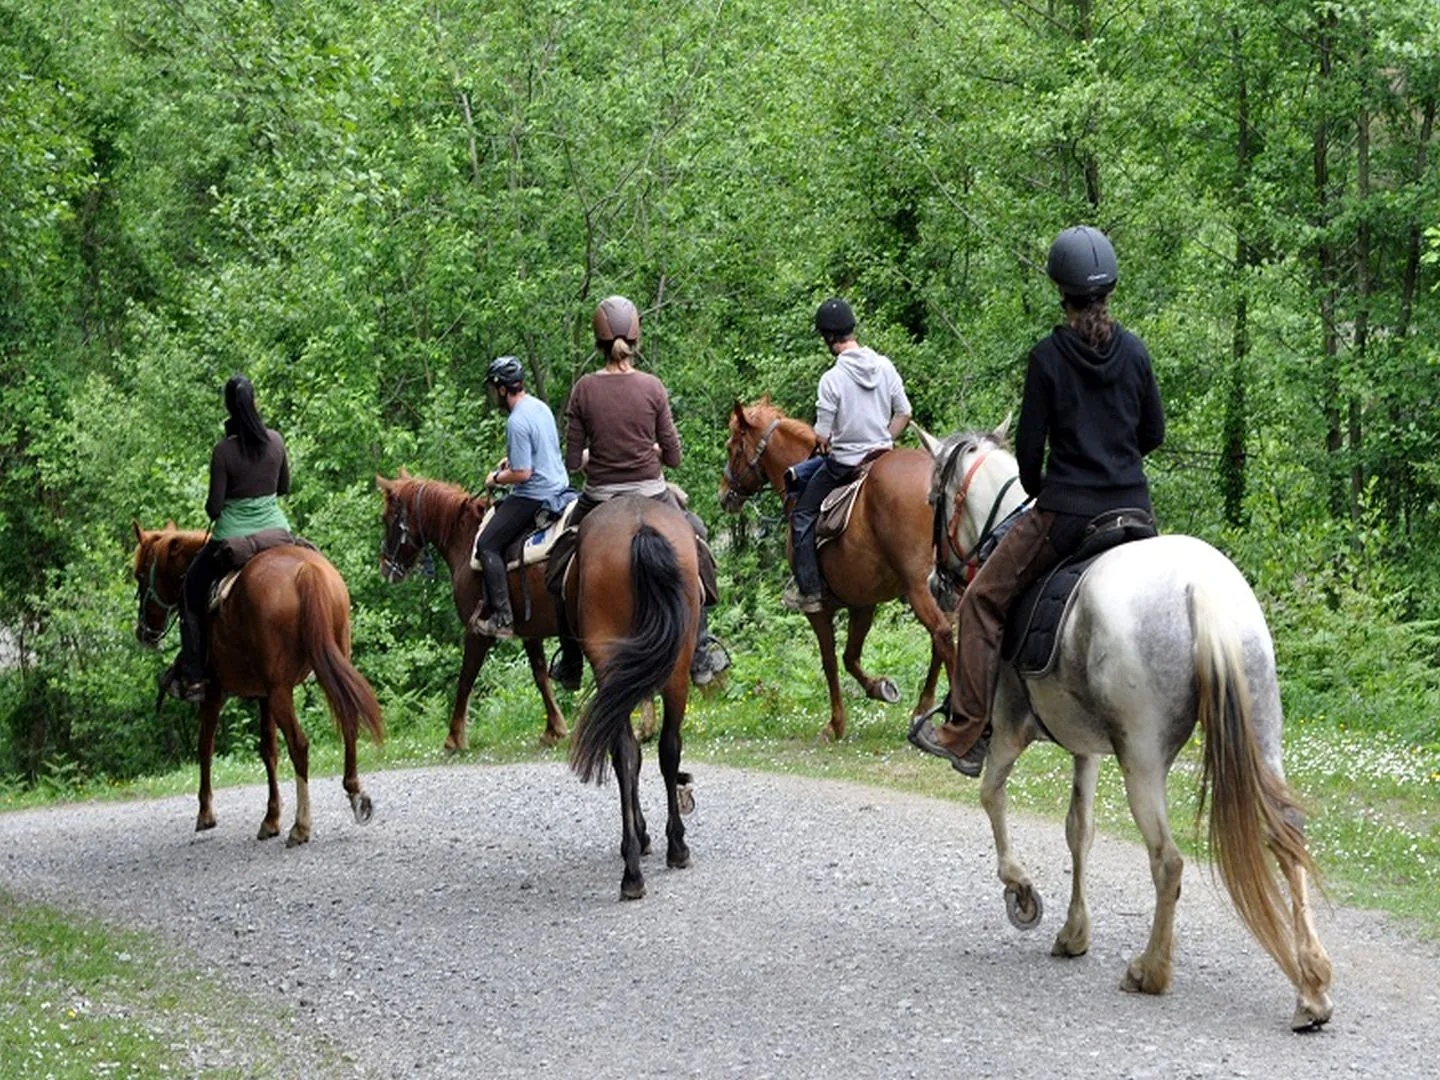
[
  {"xmin": 814, "ymin": 297, "xmax": 855, "ymax": 337},
  {"xmin": 486, "ymin": 355, "xmax": 525, "ymax": 391},
  {"xmin": 1046, "ymin": 226, "xmax": 1118, "ymax": 298}
]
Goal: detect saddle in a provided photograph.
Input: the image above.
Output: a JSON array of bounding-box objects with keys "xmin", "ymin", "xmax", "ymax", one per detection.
[
  {"xmin": 470, "ymin": 497, "xmax": 583, "ymax": 573},
  {"xmin": 207, "ymin": 529, "xmax": 315, "ymax": 613},
  {"xmin": 1000, "ymin": 508, "xmax": 1158, "ymax": 676},
  {"xmin": 815, "ymin": 449, "xmax": 890, "ymax": 550}
]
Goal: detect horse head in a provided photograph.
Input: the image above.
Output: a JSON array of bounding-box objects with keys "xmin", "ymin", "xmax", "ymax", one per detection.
[
  {"xmin": 719, "ymin": 396, "xmax": 816, "ymax": 513},
  {"xmin": 130, "ymin": 520, "xmax": 206, "ymax": 647},
  {"xmin": 929, "ymin": 420, "xmax": 1025, "ymax": 581},
  {"xmin": 377, "ymin": 472, "xmax": 479, "ymax": 581}
]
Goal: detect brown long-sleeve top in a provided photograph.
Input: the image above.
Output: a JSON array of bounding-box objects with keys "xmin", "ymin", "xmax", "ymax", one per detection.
[
  {"xmin": 563, "ymin": 371, "xmax": 682, "ymax": 485},
  {"xmin": 205, "ymin": 429, "xmax": 291, "ymax": 520}
]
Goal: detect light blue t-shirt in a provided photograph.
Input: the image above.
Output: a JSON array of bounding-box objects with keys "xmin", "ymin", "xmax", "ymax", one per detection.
[{"xmin": 506, "ymin": 395, "xmax": 570, "ymax": 511}]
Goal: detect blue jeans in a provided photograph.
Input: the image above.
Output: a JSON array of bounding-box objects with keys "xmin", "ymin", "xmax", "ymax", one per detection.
[{"xmin": 790, "ymin": 457, "xmax": 858, "ymax": 596}]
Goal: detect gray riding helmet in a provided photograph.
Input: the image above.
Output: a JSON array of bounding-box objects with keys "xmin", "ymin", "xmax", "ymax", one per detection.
[{"xmin": 1045, "ymin": 226, "xmax": 1118, "ymax": 296}]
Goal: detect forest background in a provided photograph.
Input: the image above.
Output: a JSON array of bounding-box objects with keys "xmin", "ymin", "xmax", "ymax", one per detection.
[{"xmin": 1, "ymin": 0, "xmax": 1438, "ymax": 791}]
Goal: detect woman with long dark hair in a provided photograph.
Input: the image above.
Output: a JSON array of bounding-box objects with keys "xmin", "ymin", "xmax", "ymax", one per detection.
[{"xmin": 165, "ymin": 374, "xmax": 292, "ymax": 701}]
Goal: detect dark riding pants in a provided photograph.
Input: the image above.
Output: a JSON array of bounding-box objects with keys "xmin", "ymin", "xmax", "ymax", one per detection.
[
  {"xmin": 474, "ymin": 495, "xmax": 542, "ymax": 622},
  {"xmin": 934, "ymin": 508, "xmax": 1087, "ymax": 757},
  {"xmin": 790, "ymin": 457, "xmax": 859, "ymax": 597},
  {"xmin": 179, "ymin": 541, "xmax": 224, "ymax": 681}
]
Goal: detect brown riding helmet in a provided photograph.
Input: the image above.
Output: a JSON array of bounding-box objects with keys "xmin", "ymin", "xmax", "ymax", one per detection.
[{"xmin": 592, "ymin": 295, "xmax": 641, "ymax": 349}]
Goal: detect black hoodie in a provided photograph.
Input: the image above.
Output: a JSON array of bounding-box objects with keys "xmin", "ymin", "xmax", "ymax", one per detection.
[{"xmin": 1015, "ymin": 322, "xmax": 1164, "ymax": 516}]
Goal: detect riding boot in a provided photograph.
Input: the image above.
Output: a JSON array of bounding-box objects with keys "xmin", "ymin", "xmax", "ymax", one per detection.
[
  {"xmin": 170, "ymin": 604, "xmax": 210, "ymax": 702},
  {"xmin": 546, "ymin": 598, "xmax": 584, "ymax": 692},
  {"xmin": 690, "ymin": 608, "xmax": 732, "ymax": 686},
  {"xmin": 468, "ymin": 550, "xmax": 514, "ymax": 638}
]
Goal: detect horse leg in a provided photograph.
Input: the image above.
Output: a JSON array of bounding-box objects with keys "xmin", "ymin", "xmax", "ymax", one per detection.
[
  {"xmin": 609, "ymin": 723, "xmax": 646, "ymax": 899},
  {"xmin": 633, "ymin": 733, "xmax": 651, "ymax": 857},
  {"xmin": 269, "ymin": 686, "xmax": 312, "ymax": 847},
  {"xmin": 805, "ymin": 609, "xmax": 847, "ymax": 741},
  {"xmin": 658, "ymin": 673, "xmax": 690, "ymax": 871},
  {"xmin": 1275, "ymin": 841, "xmax": 1335, "ymax": 1029},
  {"xmin": 1118, "ymin": 755, "xmax": 1184, "ymax": 995},
  {"xmin": 521, "ymin": 637, "xmax": 567, "ymax": 746},
  {"xmin": 256, "ymin": 696, "xmax": 282, "ymax": 840},
  {"xmin": 906, "ymin": 585, "xmax": 956, "ymax": 718},
  {"xmin": 842, "ymin": 606, "xmax": 900, "ymax": 705},
  {"xmin": 195, "ymin": 692, "xmax": 222, "ymax": 832},
  {"xmin": 979, "ymin": 731, "xmax": 1043, "ymax": 930},
  {"xmin": 1052, "ymin": 754, "xmax": 1100, "ymax": 957},
  {"xmin": 445, "ymin": 633, "xmax": 491, "ymax": 754}
]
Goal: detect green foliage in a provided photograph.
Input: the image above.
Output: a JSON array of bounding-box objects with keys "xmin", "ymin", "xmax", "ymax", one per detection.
[{"xmin": 1, "ymin": 0, "xmax": 1438, "ymax": 782}]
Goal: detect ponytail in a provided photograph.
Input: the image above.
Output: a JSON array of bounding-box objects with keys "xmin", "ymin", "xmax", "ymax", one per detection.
[
  {"xmin": 1063, "ymin": 293, "xmax": 1114, "ymax": 350},
  {"xmin": 223, "ymin": 375, "xmax": 270, "ymax": 460},
  {"xmin": 605, "ymin": 336, "xmax": 635, "ymax": 368}
]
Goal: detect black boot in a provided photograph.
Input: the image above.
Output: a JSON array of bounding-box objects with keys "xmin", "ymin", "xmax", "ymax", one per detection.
[{"xmin": 468, "ymin": 549, "xmax": 514, "ymax": 638}]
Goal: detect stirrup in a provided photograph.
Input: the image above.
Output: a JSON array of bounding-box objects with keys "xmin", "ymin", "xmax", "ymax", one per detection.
[
  {"xmin": 690, "ymin": 636, "xmax": 732, "ymax": 686},
  {"xmin": 467, "ymin": 608, "xmax": 515, "ymax": 639},
  {"xmin": 548, "ymin": 647, "xmax": 582, "ymax": 692},
  {"xmin": 907, "ymin": 706, "xmax": 988, "ymax": 778}
]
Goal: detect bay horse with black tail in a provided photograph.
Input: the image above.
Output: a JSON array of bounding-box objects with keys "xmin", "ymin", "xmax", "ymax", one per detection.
[
  {"xmin": 131, "ymin": 522, "xmax": 382, "ymax": 845},
  {"xmin": 719, "ymin": 396, "xmax": 954, "ymax": 740},
  {"xmin": 376, "ymin": 471, "xmax": 568, "ymax": 750},
  {"xmin": 927, "ymin": 428, "xmax": 1333, "ymax": 1031},
  {"xmin": 566, "ymin": 495, "xmax": 701, "ymax": 900}
]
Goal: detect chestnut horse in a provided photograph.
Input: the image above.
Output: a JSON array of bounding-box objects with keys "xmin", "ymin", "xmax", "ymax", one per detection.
[
  {"xmin": 719, "ymin": 397, "xmax": 954, "ymax": 739},
  {"xmin": 566, "ymin": 495, "xmax": 701, "ymax": 900},
  {"xmin": 131, "ymin": 522, "xmax": 382, "ymax": 845},
  {"xmin": 376, "ymin": 471, "xmax": 568, "ymax": 750}
]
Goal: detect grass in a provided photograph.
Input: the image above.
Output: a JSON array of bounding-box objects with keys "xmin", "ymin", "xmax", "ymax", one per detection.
[{"xmin": 0, "ymin": 890, "xmax": 347, "ymax": 1079}]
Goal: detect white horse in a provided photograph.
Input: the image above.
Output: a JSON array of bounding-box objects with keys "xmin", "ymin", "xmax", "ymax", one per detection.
[{"xmin": 920, "ymin": 423, "xmax": 1333, "ymax": 1031}]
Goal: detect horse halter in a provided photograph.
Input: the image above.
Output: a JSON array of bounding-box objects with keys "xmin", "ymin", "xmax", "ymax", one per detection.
[
  {"xmin": 134, "ymin": 555, "xmax": 180, "ymax": 646},
  {"xmin": 932, "ymin": 440, "xmax": 1022, "ymax": 588},
  {"xmin": 380, "ymin": 483, "xmax": 427, "ymax": 581},
  {"xmin": 721, "ymin": 418, "xmax": 783, "ymax": 512}
]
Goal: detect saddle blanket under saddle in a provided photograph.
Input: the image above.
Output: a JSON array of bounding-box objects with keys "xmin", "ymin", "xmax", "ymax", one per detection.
[
  {"xmin": 471, "ymin": 497, "xmax": 582, "ymax": 574},
  {"xmin": 1001, "ymin": 509, "xmax": 1158, "ymax": 677}
]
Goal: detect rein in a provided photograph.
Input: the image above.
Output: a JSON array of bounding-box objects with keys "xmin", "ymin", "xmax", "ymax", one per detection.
[
  {"xmin": 381, "ymin": 482, "xmax": 428, "ymax": 579},
  {"xmin": 721, "ymin": 417, "xmax": 783, "ymax": 512},
  {"xmin": 932, "ymin": 440, "xmax": 1025, "ymax": 589},
  {"xmin": 135, "ymin": 557, "xmax": 181, "ymax": 643}
]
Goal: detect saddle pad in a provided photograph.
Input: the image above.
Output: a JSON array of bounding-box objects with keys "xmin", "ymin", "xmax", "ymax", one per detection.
[
  {"xmin": 472, "ymin": 498, "xmax": 581, "ymax": 573},
  {"xmin": 1000, "ymin": 557, "xmax": 1099, "ymax": 677},
  {"xmin": 815, "ymin": 473, "xmax": 868, "ymax": 549},
  {"xmin": 207, "ymin": 571, "xmax": 242, "ymax": 614}
]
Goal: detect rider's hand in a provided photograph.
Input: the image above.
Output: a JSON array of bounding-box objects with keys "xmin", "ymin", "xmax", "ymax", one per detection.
[{"xmin": 484, "ymin": 470, "xmax": 500, "ymax": 490}]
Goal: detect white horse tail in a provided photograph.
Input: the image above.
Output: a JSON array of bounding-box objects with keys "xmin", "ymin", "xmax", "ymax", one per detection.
[{"xmin": 1189, "ymin": 580, "xmax": 1313, "ymax": 990}]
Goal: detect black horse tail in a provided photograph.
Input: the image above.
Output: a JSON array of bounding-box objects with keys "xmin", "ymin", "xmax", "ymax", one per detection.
[
  {"xmin": 296, "ymin": 563, "xmax": 385, "ymax": 746},
  {"xmin": 570, "ymin": 524, "xmax": 687, "ymax": 784}
]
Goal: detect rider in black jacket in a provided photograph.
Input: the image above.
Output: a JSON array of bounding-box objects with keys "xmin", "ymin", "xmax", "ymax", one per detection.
[{"xmin": 910, "ymin": 225, "xmax": 1165, "ymax": 776}]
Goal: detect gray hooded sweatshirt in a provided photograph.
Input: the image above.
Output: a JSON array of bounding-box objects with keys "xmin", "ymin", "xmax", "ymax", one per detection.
[{"xmin": 814, "ymin": 346, "xmax": 912, "ymax": 466}]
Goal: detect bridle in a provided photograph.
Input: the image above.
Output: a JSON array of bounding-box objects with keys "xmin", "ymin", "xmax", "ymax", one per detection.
[
  {"xmin": 381, "ymin": 482, "xmax": 427, "ymax": 581},
  {"xmin": 932, "ymin": 439, "xmax": 1024, "ymax": 589},
  {"xmin": 134, "ymin": 553, "xmax": 180, "ymax": 646},
  {"xmin": 720, "ymin": 417, "xmax": 783, "ymax": 513}
]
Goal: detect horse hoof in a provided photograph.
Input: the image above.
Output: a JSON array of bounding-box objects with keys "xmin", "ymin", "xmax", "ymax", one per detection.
[
  {"xmin": 677, "ymin": 784, "xmax": 695, "ymax": 816},
  {"xmin": 285, "ymin": 827, "xmax": 310, "ymax": 847},
  {"xmin": 1120, "ymin": 958, "xmax": 1169, "ymax": 995},
  {"xmin": 539, "ymin": 728, "xmax": 566, "ymax": 748},
  {"xmin": 257, "ymin": 822, "xmax": 280, "ymax": 841},
  {"xmin": 873, "ymin": 677, "xmax": 901, "ymax": 704},
  {"xmin": 442, "ymin": 738, "xmax": 465, "ymax": 755},
  {"xmin": 1005, "ymin": 884, "xmax": 1044, "ymax": 930},
  {"xmin": 1292, "ymin": 996, "xmax": 1333, "ymax": 1032},
  {"xmin": 352, "ymin": 793, "xmax": 374, "ymax": 826},
  {"xmin": 668, "ymin": 850, "xmax": 691, "ymax": 870},
  {"xmin": 620, "ymin": 879, "xmax": 646, "ymax": 901},
  {"xmin": 195, "ymin": 815, "xmax": 216, "ymax": 833}
]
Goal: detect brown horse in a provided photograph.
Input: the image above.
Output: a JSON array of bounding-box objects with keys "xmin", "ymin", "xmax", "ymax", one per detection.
[
  {"xmin": 567, "ymin": 495, "xmax": 701, "ymax": 900},
  {"xmin": 131, "ymin": 522, "xmax": 383, "ymax": 845},
  {"xmin": 376, "ymin": 471, "xmax": 568, "ymax": 750},
  {"xmin": 719, "ymin": 397, "xmax": 954, "ymax": 739}
]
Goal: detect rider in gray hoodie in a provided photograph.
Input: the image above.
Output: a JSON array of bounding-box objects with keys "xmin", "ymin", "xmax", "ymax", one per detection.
[{"xmin": 787, "ymin": 298, "xmax": 912, "ymax": 612}]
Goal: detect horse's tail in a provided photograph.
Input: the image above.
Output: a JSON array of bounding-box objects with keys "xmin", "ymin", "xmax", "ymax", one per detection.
[
  {"xmin": 296, "ymin": 563, "xmax": 385, "ymax": 746},
  {"xmin": 570, "ymin": 524, "xmax": 688, "ymax": 784},
  {"xmin": 1190, "ymin": 581, "xmax": 1310, "ymax": 988}
]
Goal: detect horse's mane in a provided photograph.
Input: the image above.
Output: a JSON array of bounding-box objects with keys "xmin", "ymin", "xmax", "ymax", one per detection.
[
  {"xmin": 386, "ymin": 473, "xmax": 482, "ymax": 549},
  {"xmin": 132, "ymin": 525, "xmax": 208, "ymax": 581},
  {"xmin": 734, "ymin": 399, "xmax": 817, "ymax": 442},
  {"xmin": 932, "ymin": 429, "xmax": 1012, "ymax": 503}
]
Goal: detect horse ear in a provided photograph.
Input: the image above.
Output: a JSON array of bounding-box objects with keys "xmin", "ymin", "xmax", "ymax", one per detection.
[
  {"xmin": 731, "ymin": 400, "xmax": 749, "ymax": 429},
  {"xmin": 376, "ymin": 474, "xmax": 392, "ymax": 493},
  {"xmin": 164, "ymin": 519, "xmax": 177, "ymax": 531},
  {"xmin": 131, "ymin": 519, "xmax": 143, "ymax": 545},
  {"xmin": 760, "ymin": 391, "xmax": 773, "ymax": 408},
  {"xmin": 398, "ymin": 465, "xmax": 411, "ymax": 479},
  {"xmin": 993, "ymin": 413, "xmax": 1013, "ymax": 445}
]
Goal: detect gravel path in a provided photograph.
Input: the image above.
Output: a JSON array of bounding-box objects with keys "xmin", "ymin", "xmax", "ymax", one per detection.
[{"xmin": 4, "ymin": 761, "xmax": 1438, "ymax": 1078}]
